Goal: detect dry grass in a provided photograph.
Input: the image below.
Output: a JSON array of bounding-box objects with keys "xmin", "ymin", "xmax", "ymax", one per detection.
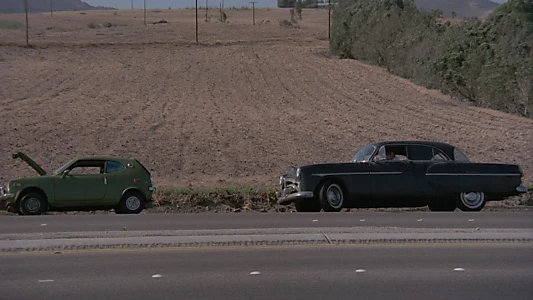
[{"xmin": 0, "ymin": 8, "xmax": 532, "ymax": 191}]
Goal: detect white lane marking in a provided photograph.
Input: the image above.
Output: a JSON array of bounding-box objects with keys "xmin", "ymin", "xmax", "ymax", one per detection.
[
  {"xmin": 312, "ymin": 220, "xmax": 318, "ymax": 222},
  {"xmin": 355, "ymin": 269, "xmax": 366, "ymax": 273},
  {"xmin": 38, "ymin": 279, "xmax": 54, "ymax": 283},
  {"xmin": 40, "ymin": 224, "xmax": 47, "ymax": 226},
  {"xmin": 152, "ymin": 274, "xmax": 163, "ymax": 278},
  {"xmin": 250, "ymin": 271, "xmax": 262, "ymax": 275},
  {"xmin": 359, "ymin": 219, "xmax": 365, "ymax": 222},
  {"xmin": 454, "ymin": 268, "xmax": 465, "ymax": 272}
]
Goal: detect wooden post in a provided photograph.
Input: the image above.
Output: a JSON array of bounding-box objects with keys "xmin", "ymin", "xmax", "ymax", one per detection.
[
  {"xmin": 195, "ymin": 0, "xmax": 198, "ymax": 43},
  {"xmin": 24, "ymin": 0, "xmax": 29, "ymax": 46},
  {"xmin": 328, "ymin": 0, "xmax": 331, "ymax": 40},
  {"xmin": 205, "ymin": 0, "xmax": 208, "ymax": 22},
  {"xmin": 51, "ymin": 0, "xmax": 53, "ymax": 17},
  {"xmin": 250, "ymin": 2, "xmax": 257, "ymax": 25},
  {"xmin": 144, "ymin": 0, "xmax": 146, "ymax": 25}
]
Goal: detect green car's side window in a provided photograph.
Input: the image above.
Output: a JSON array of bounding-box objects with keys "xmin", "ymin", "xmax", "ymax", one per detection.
[{"xmin": 106, "ymin": 160, "xmax": 125, "ymax": 174}]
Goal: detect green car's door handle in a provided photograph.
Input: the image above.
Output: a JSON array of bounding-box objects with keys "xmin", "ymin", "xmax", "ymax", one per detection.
[{"xmin": 104, "ymin": 177, "xmax": 107, "ymax": 185}]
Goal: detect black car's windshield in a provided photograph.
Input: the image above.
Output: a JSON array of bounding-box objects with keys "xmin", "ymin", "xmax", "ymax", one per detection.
[{"xmin": 351, "ymin": 145, "xmax": 376, "ymax": 162}]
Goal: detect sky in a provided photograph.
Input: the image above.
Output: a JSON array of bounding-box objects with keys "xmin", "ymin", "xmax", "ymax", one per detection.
[{"xmin": 83, "ymin": 0, "xmax": 280, "ymax": 9}]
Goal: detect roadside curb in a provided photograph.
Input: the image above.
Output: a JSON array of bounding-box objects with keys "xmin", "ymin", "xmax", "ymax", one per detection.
[{"xmin": 1, "ymin": 228, "xmax": 532, "ymax": 252}]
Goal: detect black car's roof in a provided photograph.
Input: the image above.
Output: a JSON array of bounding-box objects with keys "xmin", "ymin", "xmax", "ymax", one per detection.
[{"xmin": 368, "ymin": 140, "xmax": 455, "ymax": 150}]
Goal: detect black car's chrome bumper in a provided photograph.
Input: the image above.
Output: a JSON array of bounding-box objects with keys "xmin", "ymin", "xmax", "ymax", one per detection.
[
  {"xmin": 516, "ymin": 185, "xmax": 529, "ymax": 193},
  {"xmin": 276, "ymin": 189, "xmax": 314, "ymax": 205}
]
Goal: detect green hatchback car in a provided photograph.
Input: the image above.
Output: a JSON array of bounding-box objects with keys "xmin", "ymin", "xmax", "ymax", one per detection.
[{"xmin": 0, "ymin": 152, "xmax": 155, "ymax": 215}]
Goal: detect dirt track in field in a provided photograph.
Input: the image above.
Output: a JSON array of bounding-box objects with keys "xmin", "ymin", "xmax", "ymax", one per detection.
[{"xmin": 0, "ymin": 9, "xmax": 532, "ymax": 189}]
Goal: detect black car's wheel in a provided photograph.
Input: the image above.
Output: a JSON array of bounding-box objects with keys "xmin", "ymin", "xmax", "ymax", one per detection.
[
  {"xmin": 318, "ymin": 180, "xmax": 344, "ymax": 212},
  {"xmin": 428, "ymin": 201, "xmax": 456, "ymax": 212},
  {"xmin": 115, "ymin": 191, "xmax": 146, "ymax": 214},
  {"xmin": 18, "ymin": 192, "xmax": 47, "ymax": 215},
  {"xmin": 294, "ymin": 199, "xmax": 322, "ymax": 212},
  {"xmin": 457, "ymin": 192, "xmax": 486, "ymax": 212}
]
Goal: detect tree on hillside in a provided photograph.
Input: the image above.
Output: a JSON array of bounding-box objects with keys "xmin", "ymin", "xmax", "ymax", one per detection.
[{"xmin": 331, "ymin": 0, "xmax": 533, "ymax": 118}]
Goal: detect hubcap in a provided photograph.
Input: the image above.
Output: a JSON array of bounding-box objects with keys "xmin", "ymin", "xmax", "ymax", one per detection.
[
  {"xmin": 326, "ymin": 184, "xmax": 343, "ymax": 209},
  {"xmin": 460, "ymin": 192, "xmax": 485, "ymax": 209},
  {"xmin": 25, "ymin": 197, "xmax": 41, "ymax": 213},
  {"xmin": 125, "ymin": 196, "xmax": 141, "ymax": 211}
]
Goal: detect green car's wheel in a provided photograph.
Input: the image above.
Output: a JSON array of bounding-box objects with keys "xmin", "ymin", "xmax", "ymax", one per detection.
[
  {"xmin": 19, "ymin": 192, "xmax": 47, "ymax": 215},
  {"xmin": 116, "ymin": 191, "xmax": 146, "ymax": 214}
]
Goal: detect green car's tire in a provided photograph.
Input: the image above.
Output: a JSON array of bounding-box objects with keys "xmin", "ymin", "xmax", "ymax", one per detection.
[
  {"xmin": 18, "ymin": 192, "xmax": 47, "ymax": 215},
  {"xmin": 115, "ymin": 190, "xmax": 146, "ymax": 214}
]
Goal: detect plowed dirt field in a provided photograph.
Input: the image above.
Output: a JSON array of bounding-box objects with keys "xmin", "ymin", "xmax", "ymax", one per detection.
[{"xmin": 1, "ymin": 9, "xmax": 531, "ymax": 189}]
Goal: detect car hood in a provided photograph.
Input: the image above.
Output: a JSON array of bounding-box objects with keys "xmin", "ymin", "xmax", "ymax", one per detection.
[{"xmin": 12, "ymin": 152, "xmax": 47, "ymax": 176}]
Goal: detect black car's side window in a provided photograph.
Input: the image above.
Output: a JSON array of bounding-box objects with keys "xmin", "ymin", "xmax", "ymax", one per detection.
[
  {"xmin": 431, "ymin": 149, "xmax": 450, "ymax": 161},
  {"xmin": 408, "ymin": 145, "xmax": 434, "ymax": 161},
  {"xmin": 408, "ymin": 146, "xmax": 451, "ymax": 161},
  {"xmin": 106, "ymin": 160, "xmax": 126, "ymax": 174}
]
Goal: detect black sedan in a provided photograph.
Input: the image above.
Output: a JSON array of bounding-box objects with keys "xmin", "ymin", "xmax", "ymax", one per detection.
[{"xmin": 276, "ymin": 141, "xmax": 528, "ymax": 212}]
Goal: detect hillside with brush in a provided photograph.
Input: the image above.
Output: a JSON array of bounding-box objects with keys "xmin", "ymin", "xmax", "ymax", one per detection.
[{"xmin": 414, "ymin": 0, "xmax": 500, "ymax": 18}]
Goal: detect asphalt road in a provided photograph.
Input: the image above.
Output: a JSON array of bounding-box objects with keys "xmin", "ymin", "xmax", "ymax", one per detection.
[
  {"xmin": 0, "ymin": 211, "xmax": 532, "ymax": 234},
  {"xmin": 1, "ymin": 244, "xmax": 532, "ymax": 300}
]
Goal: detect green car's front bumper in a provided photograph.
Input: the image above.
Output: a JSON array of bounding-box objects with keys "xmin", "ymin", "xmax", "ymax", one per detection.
[
  {"xmin": 0, "ymin": 187, "xmax": 15, "ymax": 211},
  {"xmin": 0, "ymin": 187, "xmax": 14, "ymax": 201}
]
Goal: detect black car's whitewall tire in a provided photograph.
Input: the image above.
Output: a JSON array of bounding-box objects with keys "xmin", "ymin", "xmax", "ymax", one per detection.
[
  {"xmin": 19, "ymin": 192, "xmax": 47, "ymax": 215},
  {"xmin": 318, "ymin": 180, "xmax": 344, "ymax": 212},
  {"xmin": 457, "ymin": 191, "xmax": 486, "ymax": 211},
  {"xmin": 116, "ymin": 191, "xmax": 146, "ymax": 214}
]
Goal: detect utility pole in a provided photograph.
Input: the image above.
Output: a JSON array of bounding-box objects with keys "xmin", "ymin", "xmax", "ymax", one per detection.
[
  {"xmin": 195, "ymin": 0, "xmax": 198, "ymax": 43},
  {"xmin": 51, "ymin": 0, "xmax": 53, "ymax": 17},
  {"xmin": 205, "ymin": 0, "xmax": 208, "ymax": 22},
  {"xmin": 328, "ymin": 0, "xmax": 331, "ymax": 40},
  {"xmin": 24, "ymin": 0, "xmax": 29, "ymax": 46},
  {"xmin": 250, "ymin": 1, "xmax": 257, "ymax": 25},
  {"xmin": 144, "ymin": 0, "xmax": 146, "ymax": 25},
  {"xmin": 131, "ymin": 0, "xmax": 133, "ymax": 9}
]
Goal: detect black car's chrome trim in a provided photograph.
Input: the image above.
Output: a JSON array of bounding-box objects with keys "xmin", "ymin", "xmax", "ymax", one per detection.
[
  {"xmin": 516, "ymin": 185, "xmax": 528, "ymax": 193},
  {"xmin": 312, "ymin": 172, "xmax": 403, "ymax": 177},
  {"xmin": 426, "ymin": 173, "xmax": 522, "ymax": 176}
]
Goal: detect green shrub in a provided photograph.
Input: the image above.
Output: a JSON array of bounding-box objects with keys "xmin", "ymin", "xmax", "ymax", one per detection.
[{"xmin": 0, "ymin": 19, "xmax": 24, "ymax": 30}]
